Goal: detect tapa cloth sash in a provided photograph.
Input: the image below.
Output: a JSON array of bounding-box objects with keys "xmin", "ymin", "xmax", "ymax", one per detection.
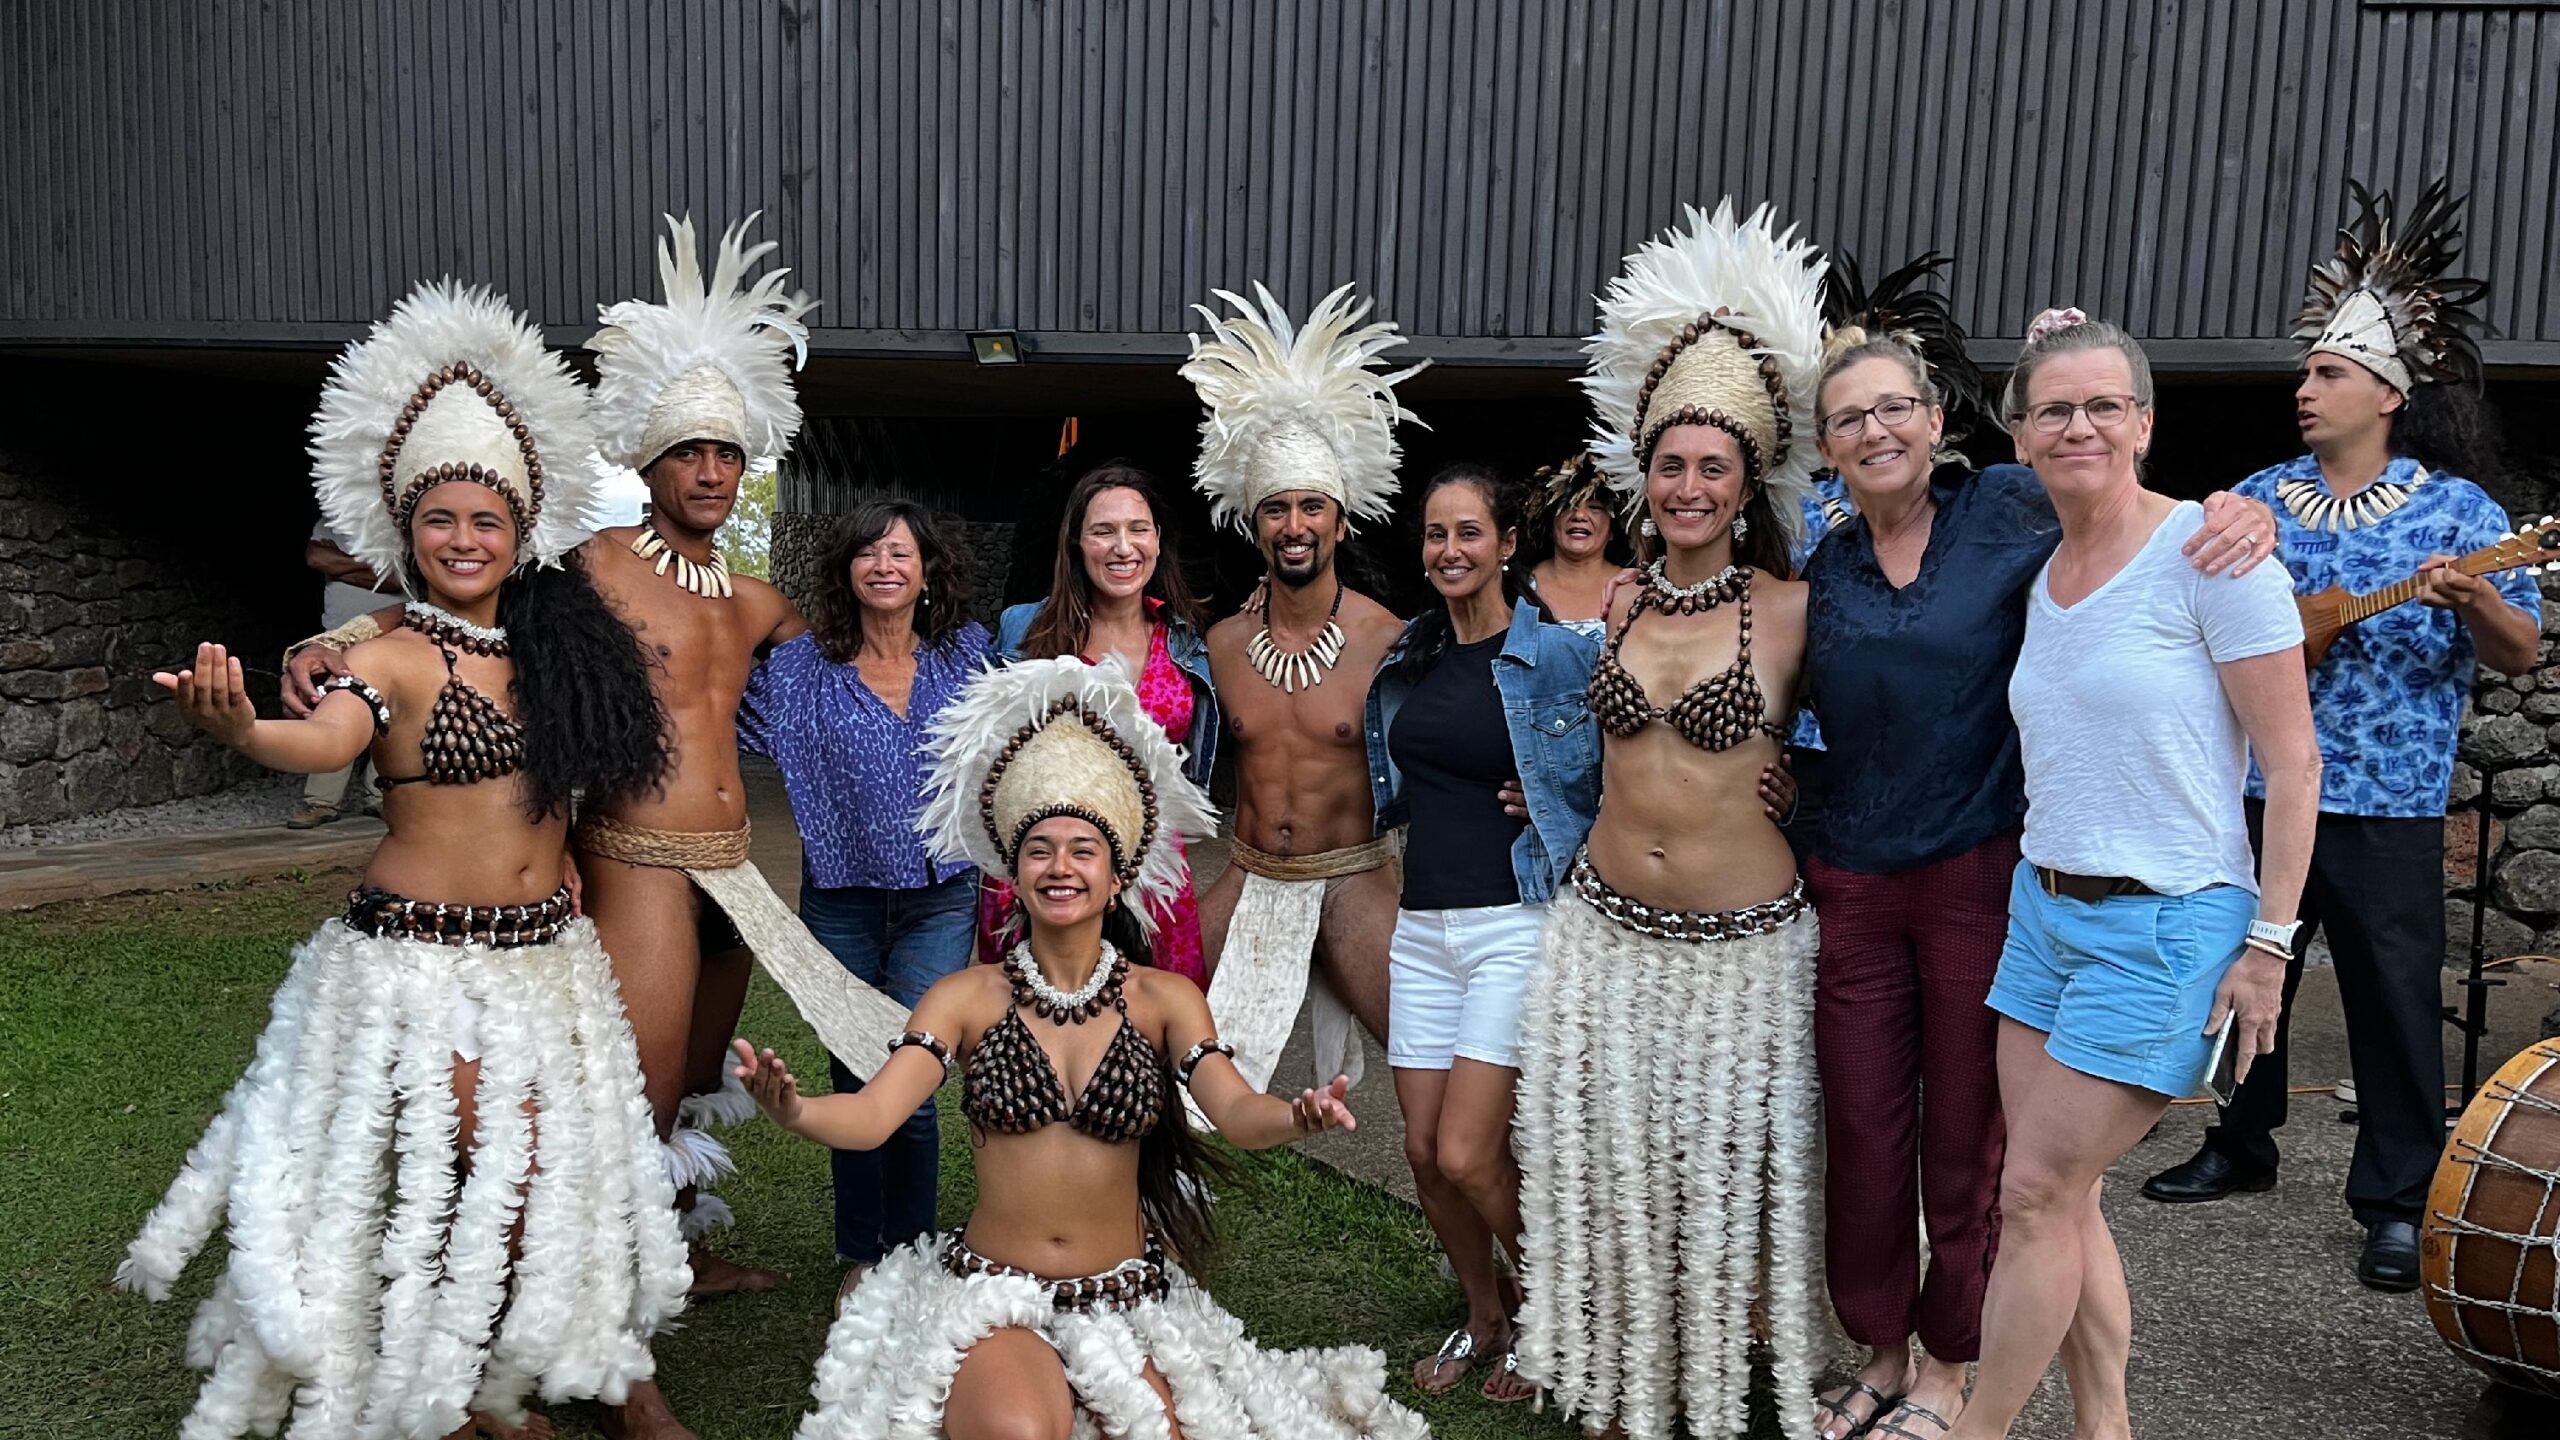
[{"xmin": 1202, "ymin": 836, "xmax": 1391, "ymax": 1102}]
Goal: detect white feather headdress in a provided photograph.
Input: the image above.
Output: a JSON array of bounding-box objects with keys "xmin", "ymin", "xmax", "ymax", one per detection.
[
  {"xmin": 918, "ymin": 657, "xmax": 1217, "ymax": 935},
  {"xmin": 1181, "ymin": 282, "xmax": 1427, "ymax": 534},
  {"xmin": 1581, "ymin": 200, "xmax": 1828, "ymax": 556},
  {"xmin": 307, "ymin": 280, "xmax": 606, "ymax": 583},
  {"xmin": 587, "ymin": 213, "xmax": 817, "ymax": 472}
]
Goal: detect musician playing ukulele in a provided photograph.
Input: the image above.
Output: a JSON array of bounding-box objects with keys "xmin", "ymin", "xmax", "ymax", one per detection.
[{"xmin": 2140, "ymin": 183, "xmax": 2540, "ymax": 1297}]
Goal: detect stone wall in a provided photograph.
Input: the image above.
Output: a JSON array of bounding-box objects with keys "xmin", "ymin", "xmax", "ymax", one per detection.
[
  {"xmin": 0, "ymin": 360, "xmax": 314, "ymax": 827},
  {"xmin": 2450, "ymin": 575, "xmax": 2560, "ymax": 963}
]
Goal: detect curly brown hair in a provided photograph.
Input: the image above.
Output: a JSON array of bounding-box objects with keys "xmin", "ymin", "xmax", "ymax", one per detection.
[{"xmin": 807, "ymin": 499, "xmax": 975, "ymax": 662}]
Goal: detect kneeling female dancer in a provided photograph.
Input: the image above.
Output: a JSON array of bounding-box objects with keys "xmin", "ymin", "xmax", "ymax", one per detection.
[
  {"xmin": 1512, "ymin": 200, "xmax": 1830, "ymax": 1440},
  {"xmin": 119, "ymin": 282, "xmax": 685, "ymax": 1439},
  {"xmin": 732, "ymin": 656, "xmax": 1427, "ymax": 1440}
]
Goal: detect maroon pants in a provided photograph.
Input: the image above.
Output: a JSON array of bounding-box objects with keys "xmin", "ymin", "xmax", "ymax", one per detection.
[{"xmin": 1803, "ymin": 829, "xmax": 2016, "ymax": 1361}]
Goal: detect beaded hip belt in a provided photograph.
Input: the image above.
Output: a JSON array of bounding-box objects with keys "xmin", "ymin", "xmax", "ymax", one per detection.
[
  {"xmin": 937, "ymin": 1230, "xmax": 1171, "ymax": 1314},
  {"xmin": 1568, "ymin": 850, "xmax": 1807, "ymax": 943},
  {"xmin": 344, "ymin": 884, "xmax": 575, "ymax": 948}
]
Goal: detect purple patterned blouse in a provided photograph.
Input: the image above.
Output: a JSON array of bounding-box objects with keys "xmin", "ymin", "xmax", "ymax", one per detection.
[{"xmin": 736, "ymin": 623, "xmax": 991, "ymax": 890}]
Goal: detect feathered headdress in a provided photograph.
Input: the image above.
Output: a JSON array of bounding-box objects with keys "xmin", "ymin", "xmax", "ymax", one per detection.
[
  {"xmin": 1526, "ymin": 450, "xmax": 1610, "ymax": 530},
  {"xmin": 2294, "ymin": 179, "xmax": 2488, "ymax": 395},
  {"xmin": 1821, "ymin": 249, "xmax": 1989, "ymax": 443},
  {"xmin": 918, "ymin": 657, "xmax": 1217, "ymax": 935},
  {"xmin": 1581, "ymin": 200, "xmax": 1828, "ymax": 554},
  {"xmin": 587, "ymin": 213, "xmax": 818, "ymax": 471},
  {"xmin": 308, "ymin": 280, "xmax": 606, "ymax": 583},
  {"xmin": 1180, "ymin": 282, "xmax": 1427, "ymax": 534}
]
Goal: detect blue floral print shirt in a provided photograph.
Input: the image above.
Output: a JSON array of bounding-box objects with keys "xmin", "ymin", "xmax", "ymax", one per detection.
[{"xmin": 2235, "ymin": 454, "xmax": 2539, "ymax": 817}]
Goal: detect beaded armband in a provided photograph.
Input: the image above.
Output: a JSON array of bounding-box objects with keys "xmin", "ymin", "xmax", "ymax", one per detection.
[
  {"xmin": 1178, "ymin": 1039, "xmax": 1236, "ymax": 1087},
  {"xmin": 316, "ymin": 675, "xmax": 393, "ymax": 737},
  {"xmin": 888, "ymin": 1030, "xmax": 951, "ymax": 1075}
]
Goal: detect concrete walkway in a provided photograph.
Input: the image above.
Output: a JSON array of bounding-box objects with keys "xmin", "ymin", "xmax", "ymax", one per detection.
[{"xmin": 19, "ymin": 766, "xmax": 2559, "ymax": 1436}]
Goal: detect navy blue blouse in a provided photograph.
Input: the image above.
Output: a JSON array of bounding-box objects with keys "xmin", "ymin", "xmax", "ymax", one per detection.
[{"xmin": 1800, "ymin": 463, "xmax": 2058, "ymax": 874}]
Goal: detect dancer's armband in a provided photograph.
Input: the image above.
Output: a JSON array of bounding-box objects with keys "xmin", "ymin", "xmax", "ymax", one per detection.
[
  {"xmin": 1178, "ymin": 1039, "xmax": 1236, "ymax": 1087},
  {"xmin": 888, "ymin": 1030, "xmax": 951, "ymax": 1076}
]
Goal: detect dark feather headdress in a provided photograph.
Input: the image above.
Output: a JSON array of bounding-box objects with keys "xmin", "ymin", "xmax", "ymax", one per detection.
[
  {"xmin": 2294, "ymin": 179, "xmax": 2489, "ymax": 395},
  {"xmin": 1819, "ymin": 249, "xmax": 1988, "ymax": 443}
]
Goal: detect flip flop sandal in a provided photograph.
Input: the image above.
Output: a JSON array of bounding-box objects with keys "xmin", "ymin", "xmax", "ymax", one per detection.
[
  {"xmin": 1871, "ymin": 1401, "xmax": 1956, "ymax": 1440},
  {"xmin": 1815, "ymin": 1380, "xmax": 1905, "ymax": 1440},
  {"xmin": 1415, "ymin": 1328, "xmax": 1481, "ymax": 1393},
  {"xmin": 1481, "ymin": 1346, "xmax": 1536, "ymax": 1405}
]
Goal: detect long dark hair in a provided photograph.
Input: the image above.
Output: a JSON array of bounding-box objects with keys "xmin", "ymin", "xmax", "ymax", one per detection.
[
  {"xmin": 1021, "ymin": 462, "xmax": 1208, "ymax": 659},
  {"xmin": 808, "ymin": 499, "xmax": 974, "ymax": 662},
  {"xmin": 2395, "ymin": 381, "xmax": 2515, "ymax": 492},
  {"xmin": 1629, "ymin": 429, "xmax": 1801, "ymax": 579},
  {"xmin": 500, "ymin": 553, "xmax": 672, "ymax": 821},
  {"xmin": 1394, "ymin": 463, "xmax": 1550, "ymax": 681}
]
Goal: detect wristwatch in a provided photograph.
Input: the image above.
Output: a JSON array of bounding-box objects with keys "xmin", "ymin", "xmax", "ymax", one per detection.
[{"xmin": 2246, "ymin": 917, "xmax": 2300, "ymax": 953}]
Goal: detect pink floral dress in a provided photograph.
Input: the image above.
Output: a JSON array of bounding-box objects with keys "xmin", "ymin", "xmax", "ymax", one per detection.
[{"xmin": 977, "ymin": 621, "xmax": 1207, "ymax": 983}]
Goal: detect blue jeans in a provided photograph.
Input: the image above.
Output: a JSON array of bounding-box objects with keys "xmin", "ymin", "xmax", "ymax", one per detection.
[{"xmin": 797, "ymin": 866, "xmax": 977, "ymax": 1263}]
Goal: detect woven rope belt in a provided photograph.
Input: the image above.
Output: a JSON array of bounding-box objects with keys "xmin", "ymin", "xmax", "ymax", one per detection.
[
  {"xmin": 575, "ymin": 813, "xmax": 754, "ymax": 869},
  {"xmin": 1226, "ymin": 834, "xmax": 1393, "ymax": 883}
]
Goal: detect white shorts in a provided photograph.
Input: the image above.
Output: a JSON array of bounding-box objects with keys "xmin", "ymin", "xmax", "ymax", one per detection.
[{"xmin": 1387, "ymin": 902, "xmax": 1546, "ymax": 1070}]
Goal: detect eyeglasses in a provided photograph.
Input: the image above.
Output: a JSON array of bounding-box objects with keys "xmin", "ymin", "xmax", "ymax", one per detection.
[
  {"xmin": 2017, "ymin": 395, "xmax": 2145, "ymax": 434},
  {"xmin": 1817, "ymin": 395, "xmax": 1925, "ymax": 441}
]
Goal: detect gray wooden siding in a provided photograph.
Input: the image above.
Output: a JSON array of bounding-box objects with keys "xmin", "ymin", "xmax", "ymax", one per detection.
[{"xmin": 4, "ymin": 0, "xmax": 2555, "ymax": 367}]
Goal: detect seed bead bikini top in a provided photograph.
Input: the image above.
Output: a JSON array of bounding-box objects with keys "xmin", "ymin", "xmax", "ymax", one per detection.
[
  {"xmin": 1588, "ymin": 565, "xmax": 1782, "ymax": 751},
  {"xmin": 955, "ymin": 947, "xmax": 1168, "ymax": 1145},
  {"xmin": 315, "ymin": 603, "xmax": 527, "ymax": 788}
]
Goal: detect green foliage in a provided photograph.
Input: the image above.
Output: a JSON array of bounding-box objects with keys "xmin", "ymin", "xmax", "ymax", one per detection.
[{"xmin": 721, "ymin": 464, "xmax": 779, "ymax": 580}]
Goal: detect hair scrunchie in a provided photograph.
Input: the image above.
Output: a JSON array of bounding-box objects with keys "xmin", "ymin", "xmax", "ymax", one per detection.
[{"xmin": 2024, "ymin": 306, "xmax": 2090, "ymax": 347}]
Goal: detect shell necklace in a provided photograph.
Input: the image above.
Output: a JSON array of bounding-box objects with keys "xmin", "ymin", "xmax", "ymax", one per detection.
[
  {"xmin": 2275, "ymin": 466, "xmax": 2428, "ymax": 533},
  {"xmin": 1643, "ymin": 559, "xmax": 1748, "ymax": 615},
  {"xmin": 404, "ymin": 601, "xmax": 509, "ymax": 656},
  {"xmin": 631, "ymin": 522, "xmax": 734, "ymax": 598},
  {"xmin": 1005, "ymin": 941, "xmax": 1128, "ymax": 1024},
  {"xmin": 1246, "ymin": 580, "xmax": 1346, "ymax": 693}
]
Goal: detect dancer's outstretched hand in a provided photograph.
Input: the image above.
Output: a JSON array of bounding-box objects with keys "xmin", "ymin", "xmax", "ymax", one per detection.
[
  {"xmin": 1291, "ymin": 1075, "xmax": 1357, "ymax": 1135},
  {"xmin": 153, "ymin": 643, "xmax": 256, "ymax": 748},
  {"xmin": 732, "ymin": 1039, "xmax": 805, "ymax": 1128}
]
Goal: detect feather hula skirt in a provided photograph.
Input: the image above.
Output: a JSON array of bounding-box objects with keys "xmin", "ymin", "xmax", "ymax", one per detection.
[
  {"xmin": 117, "ymin": 912, "xmax": 691, "ymax": 1440},
  {"xmin": 795, "ymin": 1229, "xmax": 1429, "ymax": 1439},
  {"xmin": 1513, "ymin": 868, "xmax": 1823, "ymax": 1440}
]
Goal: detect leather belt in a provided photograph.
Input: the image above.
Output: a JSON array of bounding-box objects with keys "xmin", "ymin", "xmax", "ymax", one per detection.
[{"xmin": 2033, "ymin": 865, "xmax": 2158, "ymax": 902}]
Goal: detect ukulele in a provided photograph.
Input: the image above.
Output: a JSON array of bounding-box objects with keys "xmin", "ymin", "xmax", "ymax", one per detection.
[{"xmin": 2296, "ymin": 516, "xmax": 2560, "ymax": 665}]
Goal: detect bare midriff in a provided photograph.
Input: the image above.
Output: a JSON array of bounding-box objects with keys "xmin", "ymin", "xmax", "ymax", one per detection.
[
  {"xmin": 960, "ymin": 1130, "xmax": 1154, "ymax": 1277},
  {"xmin": 365, "ymin": 788, "xmax": 571, "ymax": 907},
  {"xmin": 1583, "ymin": 725, "xmax": 1798, "ymax": 915}
]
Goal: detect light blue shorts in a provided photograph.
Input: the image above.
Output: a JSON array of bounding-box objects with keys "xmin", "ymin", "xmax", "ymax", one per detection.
[{"xmin": 1986, "ymin": 859, "xmax": 2254, "ymax": 1098}]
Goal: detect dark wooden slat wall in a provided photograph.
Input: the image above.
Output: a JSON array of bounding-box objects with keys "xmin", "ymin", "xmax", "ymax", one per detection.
[{"xmin": 2, "ymin": 0, "xmax": 2555, "ymax": 365}]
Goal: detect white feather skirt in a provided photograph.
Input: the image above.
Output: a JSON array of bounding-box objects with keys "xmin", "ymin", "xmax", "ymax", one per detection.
[
  {"xmin": 795, "ymin": 1236, "xmax": 1429, "ymax": 1440},
  {"xmin": 117, "ymin": 917, "xmax": 692, "ymax": 1440},
  {"xmin": 1513, "ymin": 889, "xmax": 1821, "ymax": 1440}
]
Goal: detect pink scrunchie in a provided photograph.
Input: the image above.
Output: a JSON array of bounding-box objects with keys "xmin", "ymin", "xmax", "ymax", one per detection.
[{"xmin": 2025, "ymin": 306, "xmax": 2089, "ymax": 347}]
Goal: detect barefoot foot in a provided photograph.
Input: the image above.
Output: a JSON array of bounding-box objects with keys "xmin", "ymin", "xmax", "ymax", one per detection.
[
  {"xmin": 686, "ymin": 1241, "xmax": 782, "ymax": 1299},
  {"xmin": 600, "ymin": 1381, "xmax": 697, "ymax": 1440}
]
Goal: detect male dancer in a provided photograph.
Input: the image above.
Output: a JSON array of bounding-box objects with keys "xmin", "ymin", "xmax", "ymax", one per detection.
[
  {"xmin": 2140, "ymin": 181, "xmax": 2539, "ymax": 1291},
  {"xmin": 1180, "ymin": 283, "xmax": 1422, "ymax": 1093}
]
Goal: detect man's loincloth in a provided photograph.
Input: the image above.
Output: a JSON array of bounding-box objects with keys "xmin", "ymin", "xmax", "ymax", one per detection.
[
  {"xmin": 576, "ymin": 812, "xmax": 907, "ymax": 1078},
  {"xmin": 1203, "ymin": 835, "xmax": 1393, "ymax": 1099}
]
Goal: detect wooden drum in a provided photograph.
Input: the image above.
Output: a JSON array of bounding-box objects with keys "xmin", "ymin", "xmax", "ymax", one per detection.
[{"xmin": 2423, "ymin": 1038, "xmax": 2560, "ymax": 1397}]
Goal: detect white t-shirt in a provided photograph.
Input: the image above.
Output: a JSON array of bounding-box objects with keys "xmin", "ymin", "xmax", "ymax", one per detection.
[{"xmin": 2009, "ymin": 501, "xmax": 2303, "ymax": 895}]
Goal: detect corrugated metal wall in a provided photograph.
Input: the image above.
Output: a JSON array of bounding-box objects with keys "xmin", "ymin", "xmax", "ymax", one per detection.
[{"xmin": 4, "ymin": 0, "xmax": 2554, "ymax": 365}]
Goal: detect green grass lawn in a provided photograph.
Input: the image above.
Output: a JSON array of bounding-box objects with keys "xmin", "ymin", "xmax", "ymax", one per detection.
[{"xmin": 0, "ymin": 870, "xmax": 1581, "ymax": 1439}]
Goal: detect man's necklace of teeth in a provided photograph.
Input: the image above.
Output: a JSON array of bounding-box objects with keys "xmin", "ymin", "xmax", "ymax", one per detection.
[
  {"xmin": 1247, "ymin": 579, "xmax": 1346, "ymax": 693},
  {"xmin": 631, "ymin": 523, "xmax": 734, "ymax": 598}
]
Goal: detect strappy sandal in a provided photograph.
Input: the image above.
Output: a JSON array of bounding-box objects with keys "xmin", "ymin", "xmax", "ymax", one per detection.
[
  {"xmin": 1870, "ymin": 1400, "xmax": 1956, "ymax": 1440},
  {"xmin": 1413, "ymin": 1328, "xmax": 1481, "ymax": 1394},
  {"xmin": 1815, "ymin": 1380, "xmax": 1905, "ymax": 1440},
  {"xmin": 1480, "ymin": 1345, "xmax": 1536, "ymax": 1405}
]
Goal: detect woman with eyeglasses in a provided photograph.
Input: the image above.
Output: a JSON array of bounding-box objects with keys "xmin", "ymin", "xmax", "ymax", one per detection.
[
  {"xmin": 1940, "ymin": 312, "xmax": 2317, "ymax": 1440},
  {"xmin": 1798, "ymin": 310, "xmax": 2280, "ymax": 1440}
]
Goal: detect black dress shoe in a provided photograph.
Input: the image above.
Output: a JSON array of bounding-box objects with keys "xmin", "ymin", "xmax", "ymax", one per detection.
[
  {"xmin": 2139, "ymin": 1146, "xmax": 2277, "ymax": 1204},
  {"xmin": 2359, "ymin": 1220, "xmax": 2421, "ymax": 1291}
]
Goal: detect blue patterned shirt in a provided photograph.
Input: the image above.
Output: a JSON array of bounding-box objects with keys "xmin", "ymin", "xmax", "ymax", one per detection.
[
  {"xmin": 2236, "ymin": 455, "xmax": 2538, "ymax": 817},
  {"xmin": 736, "ymin": 623, "xmax": 991, "ymax": 889}
]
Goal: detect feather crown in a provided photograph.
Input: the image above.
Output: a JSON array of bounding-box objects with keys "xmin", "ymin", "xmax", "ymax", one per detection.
[
  {"xmin": 588, "ymin": 212, "xmax": 818, "ymax": 472},
  {"xmin": 1180, "ymin": 282, "xmax": 1428, "ymax": 534},
  {"xmin": 918, "ymin": 657, "xmax": 1217, "ymax": 936},
  {"xmin": 1526, "ymin": 450, "xmax": 1611, "ymax": 530},
  {"xmin": 308, "ymin": 279, "xmax": 606, "ymax": 583},
  {"xmin": 2294, "ymin": 178, "xmax": 2488, "ymax": 395},
  {"xmin": 1581, "ymin": 200, "xmax": 1828, "ymax": 555},
  {"xmin": 1819, "ymin": 249, "xmax": 1988, "ymax": 443}
]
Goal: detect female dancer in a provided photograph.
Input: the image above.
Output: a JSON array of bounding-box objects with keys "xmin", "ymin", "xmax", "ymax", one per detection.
[
  {"xmin": 1512, "ymin": 199, "xmax": 1827, "ymax": 1440},
  {"xmin": 119, "ymin": 282, "xmax": 684, "ymax": 1439},
  {"xmin": 988, "ymin": 461, "xmax": 1217, "ymax": 980},
  {"xmin": 738, "ymin": 497, "xmax": 987, "ymax": 1294},
  {"xmin": 1364, "ymin": 463, "xmax": 1600, "ymax": 1401},
  {"xmin": 1946, "ymin": 313, "xmax": 2315, "ymax": 1440},
  {"xmin": 732, "ymin": 657, "xmax": 1426, "ymax": 1439},
  {"xmin": 1522, "ymin": 451, "xmax": 1629, "ymax": 627}
]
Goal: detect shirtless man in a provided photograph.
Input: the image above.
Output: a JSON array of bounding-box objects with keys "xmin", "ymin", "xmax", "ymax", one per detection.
[{"xmin": 1178, "ymin": 282, "xmax": 1423, "ymax": 1093}]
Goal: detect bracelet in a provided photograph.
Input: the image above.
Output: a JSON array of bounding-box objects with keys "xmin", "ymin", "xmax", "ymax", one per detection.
[
  {"xmin": 281, "ymin": 612, "xmax": 386, "ymax": 667},
  {"xmin": 315, "ymin": 675, "xmax": 393, "ymax": 737},
  {"xmin": 887, "ymin": 1030, "xmax": 951, "ymax": 1075},
  {"xmin": 1177, "ymin": 1039, "xmax": 1235, "ymax": 1088},
  {"xmin": 2241, "ymin": 936, "xmax": 2293, "ymax": 962}
]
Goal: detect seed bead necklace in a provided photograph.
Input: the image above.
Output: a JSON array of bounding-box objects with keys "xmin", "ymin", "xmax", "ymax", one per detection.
[{"xmin": 1005, "ymin": 940, "xmax": 1129, "ymax": 1024}]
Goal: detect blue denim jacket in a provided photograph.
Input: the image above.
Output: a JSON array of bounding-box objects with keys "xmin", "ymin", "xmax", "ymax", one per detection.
[
  {"xmin": 1363, "ymin": 599, "xmax": 1602, "ymax": 904},
  {"xmin": 992, "ymin": 601, "xmax": 1220, "ymax": 787}
]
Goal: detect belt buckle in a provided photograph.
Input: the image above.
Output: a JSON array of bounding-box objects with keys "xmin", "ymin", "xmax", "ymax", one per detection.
[{"xmin": 2037, "ymin": 866, "xmax": 2064, "ymax": 898}]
